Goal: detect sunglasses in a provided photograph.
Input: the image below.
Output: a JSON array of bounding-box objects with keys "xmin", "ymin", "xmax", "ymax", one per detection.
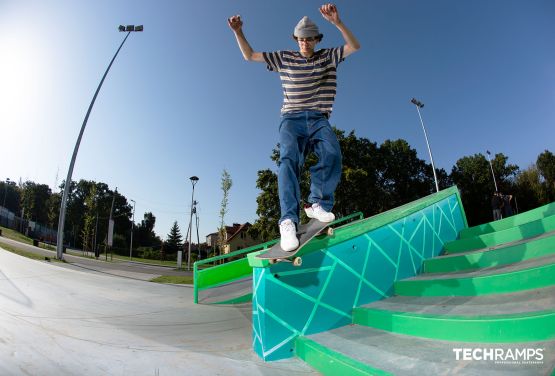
[{"xmin": 297, "ymin": 37, "xmax": 318, "ymax": 42}]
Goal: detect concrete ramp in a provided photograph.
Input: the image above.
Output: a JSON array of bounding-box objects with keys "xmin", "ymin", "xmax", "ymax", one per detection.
[{"xmin": 0, "ymin": 248, "xmax": 316, "ymax": 375}]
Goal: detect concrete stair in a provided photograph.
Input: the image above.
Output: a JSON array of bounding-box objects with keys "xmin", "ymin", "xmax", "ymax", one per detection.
[{"xmin": 295, "ymin": 208, "xmax": 555, "ymax": 375}]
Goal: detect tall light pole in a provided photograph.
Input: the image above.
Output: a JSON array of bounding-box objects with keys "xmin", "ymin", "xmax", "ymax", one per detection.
[
  {"xmin": 129, "ymin": 199, "xmax": 136, "ymax": 259},
  {"xmin": 410, "ymin": 98, "xmax": 439, "ymax": 193},
  {"xmin": 187, "ymin": 176, "xmax": 199, "ymax": 271},
  {"xmin": 486, "ymin": 150, "xmax": 499, "ymax": 192},
  {"xmin": 55, "ymin": 25, "xmax": 143, "ymax": 260},
  {"xmin": 2, "ymin": 178, "xmax": 10, "ymax": 208}
]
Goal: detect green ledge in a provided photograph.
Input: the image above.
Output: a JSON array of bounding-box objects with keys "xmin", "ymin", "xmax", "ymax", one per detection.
[
  {"xmin": 296, "ymin": 336, "xmax": 392, "ymax": 376},
  {"xmin": 352, "ymin": 308, "xmax": 555, "ymax": 342},
  {"xmin": 249, "ymin": 186, "xmax": 464, "ymax": 268},
  {"xmin": 459, "ymin": 201, "xmax": 555, "ymax": 239},
  {"xmin": 394, "ymin": 263, "xmax": 555, "ymax": 296},
  {"xmin": 424, "ymin": 233, "xmax": 555, "ymax": 273},
  {"xmin": 444, "ymin": 214, "xmax": 555, "ymax": 254}
]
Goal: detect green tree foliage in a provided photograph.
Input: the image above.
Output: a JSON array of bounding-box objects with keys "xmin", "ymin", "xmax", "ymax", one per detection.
[
  {"xmin": 135, "ymin": 212, "xmax": 161, "ymax": 247},
  {"xmin": 218, "ymin": 169, "xmax": 233, "ymax": 253},
  {"xmin": 165, "ymin": 221, "xmax": 183, "ymax": 253},
  {"xmin": 537, "ymin": 150, "xmax": 555, "ymax": 199},
  {"xmin": 451, "ymin": 153, "xmax": 518, "ymax": 225},
  {"xmin": 81, "ymin": 184, "xmax": 98, "ymax": 253},
  {"xmin": 514, "ymin": 164, "xmax": 548, "ymax": 212}
]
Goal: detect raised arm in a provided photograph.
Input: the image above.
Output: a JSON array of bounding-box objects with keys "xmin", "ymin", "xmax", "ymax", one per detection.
[
  {"xmin": 228, "ymin": 15, "xmax": 265, "ymax": 62},
  {"xmin": 319, "ymin": 4, "xmax": 361, "ymax": 57}
]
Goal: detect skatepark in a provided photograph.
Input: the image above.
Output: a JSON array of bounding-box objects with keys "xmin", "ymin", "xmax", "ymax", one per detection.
[{"xmin": 1, "ymin": 186, "xmax": 554, "ymax": 375}]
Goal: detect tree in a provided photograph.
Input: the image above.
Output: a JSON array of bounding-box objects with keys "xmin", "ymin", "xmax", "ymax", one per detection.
[
  {"xmin": 165, "ymin": 221, "xmax": 183, "ymax": 254},
  {"xmin": 514, "ymin": 164, "xmax": 547, "ymax": 212},
  {"xmin": 451, "ymin": 153, "xmax": 518, "ymax": 225},
  {"xmin": 218, "ymin": 169, "xmax": 233, "ymax": 254},
  {"xmin": 537, "ymin": 150, "xmax": 555, "ymax": 200},
  {"xmin": 81, "ymin": 184, "xmax": 98, "ymax": 253}
]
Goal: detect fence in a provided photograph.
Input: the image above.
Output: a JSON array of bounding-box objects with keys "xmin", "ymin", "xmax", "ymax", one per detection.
[{"xmin": 0, "ymin": 206, "xmax": 57, "ymax": 242}]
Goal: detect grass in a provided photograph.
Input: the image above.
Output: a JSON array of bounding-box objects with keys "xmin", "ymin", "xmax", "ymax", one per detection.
[
  {"xmin": 0, "ymin": 226, "xmax": 33, "ymax": 245},
  {"xmin": 0, "ymin": 243, "xmax": 65, "ymax": 263},
  {"xmin": 150, "ymin": 275, "xmax": 194, "ymax": 285}
]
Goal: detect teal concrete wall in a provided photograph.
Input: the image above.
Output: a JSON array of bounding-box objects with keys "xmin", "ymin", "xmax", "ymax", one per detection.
[{"xmin": 251, "ymin": 187, "xmax": 467, "ymax": 361}]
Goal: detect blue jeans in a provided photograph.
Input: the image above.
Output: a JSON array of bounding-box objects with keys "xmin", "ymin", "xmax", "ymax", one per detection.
[{"xmin": 278, "ymin": 111, "xmax": 342, "ymax": 225}]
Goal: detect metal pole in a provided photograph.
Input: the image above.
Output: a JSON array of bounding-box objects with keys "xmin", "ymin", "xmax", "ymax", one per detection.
[
  {"xmin": 486, "ymin": 151, "xmax": 499, "ymax": 192},
  {"xmin": 107, "ymin": 189, "xmax": 116, "ymax": 261},
  {"xmin": 129, "ymin": 199, "xmax": 135, "ymax": 259},
  {"xmin": 195, "ymin": 213, "xmax": 200, "ymax": 260},
  {"xmin": 56, "ymin": 25, "xmax": 143, "ymax": 260},
  {"xmin": 56, "ymin": 28, "xmax": 140, "ymax": 260},
  {"xmin": 187, "ymin": 176, "xmax": 199, "ymax": 271},
  {"xmin": 2, "ymin": 178, "xmax": 9, "ymax": 208},
  {"xmin": 411, "ymin": 99, "xmax": 439, "ymax": 192}
]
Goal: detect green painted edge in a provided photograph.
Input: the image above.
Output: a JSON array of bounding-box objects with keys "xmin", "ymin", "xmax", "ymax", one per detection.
[
  {"xmin": 212, "ymin": 293, "xmax": 252, "ymax": 305},
  {"xmin": 460, "ymin": 201, "xmax": 555, "ymax": 239},
  {"xmin": 424, "ymin": 233, "xmax": 555, "ymax": 273},
  {"xmin": 296, "ymin": 336, "xmax": 392, "ymax": 376},
  {"xmin": 395, "ymin": 262, "xmax": 555, "ymax": 296},
  {"xmin": 196, "ymin": 257, "xmax": 252, "ymax": 289},
  {"xmin": 353, "ymin": 308, "xmax": 555, "ymax": 342},
  {"xmin": 445, "ymin": 214, "xmax": 555, "ymax": 253},
  {"xmin": 249, "ymin": 186, "xmax": 463, "ymax": 269}
]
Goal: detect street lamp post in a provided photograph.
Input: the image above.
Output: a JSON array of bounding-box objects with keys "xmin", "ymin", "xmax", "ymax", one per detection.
[
  {"xmin": 410, "ymin": 98, "xmax": 440, "ymax": 193},
  {"xmin": 187, "ymin": 176, "xmax": 199, "ymax": 271},
  {"xmin": 129, "ymin": 199, "xmax": 136, "ymax": 259},
  {"xmin": 486, "ymin": 150, "xmax": 499, "ymax": 192},
  {"xmin": 2, "ymin": 178, "xmax": 9, "ymax": 208},
  {"xmin": 55, "ymin": 25, "xmax": 143, "ymax": 260}
]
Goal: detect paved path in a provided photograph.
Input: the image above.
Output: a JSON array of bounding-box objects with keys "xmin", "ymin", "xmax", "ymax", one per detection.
[
  {"xmin": 0, "ymin": 236, "xmax": 192, "ymax": 281},
  {"xmin": 0, "ymin": 248, "xmax": 316, "ymax": 375}
]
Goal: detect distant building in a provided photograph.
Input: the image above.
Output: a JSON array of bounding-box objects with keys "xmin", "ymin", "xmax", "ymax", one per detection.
[{"xmin": 205, "ymin": 222, "xmax": 260, "ymax": 255}]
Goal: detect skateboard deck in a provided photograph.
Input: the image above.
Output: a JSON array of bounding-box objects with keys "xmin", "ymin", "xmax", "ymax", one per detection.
[{"xmin": 256, "ymin": 218, "xmax": 334, "ymax": 266}]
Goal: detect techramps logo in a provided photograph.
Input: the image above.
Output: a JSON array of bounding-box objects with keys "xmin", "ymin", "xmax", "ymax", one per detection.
[{"xmin": 453, "ymin": 347, "xmax": 545, "ymax": 365}]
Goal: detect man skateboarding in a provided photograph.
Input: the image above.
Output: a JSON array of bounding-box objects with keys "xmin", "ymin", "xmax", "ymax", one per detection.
[{"xmin": 228, "ymin": 4, "xmax": 360, "ymax": 252}]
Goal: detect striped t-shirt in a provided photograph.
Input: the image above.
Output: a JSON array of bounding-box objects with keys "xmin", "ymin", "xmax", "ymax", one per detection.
[{"xmin": 263, "ymin": 47, "xmax": 345, "ymax": 115}]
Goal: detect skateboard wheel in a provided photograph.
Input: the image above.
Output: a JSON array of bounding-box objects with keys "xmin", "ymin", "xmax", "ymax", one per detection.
[
  {"xmin": 327, "ymin": 227, "xmax": 334, "ymax": 236},
  {"xmin": 293, "ymin": 257, "xmax": 302, "ymax": 267},
  {"xmin": 269, "ymin": 259, "xmax": 277, "ymax": 264}
]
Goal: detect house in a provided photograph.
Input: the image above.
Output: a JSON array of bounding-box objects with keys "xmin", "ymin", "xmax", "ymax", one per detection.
[{"xmin": 205, "ymin": 222, "xmax": 260, "ymax": 255}]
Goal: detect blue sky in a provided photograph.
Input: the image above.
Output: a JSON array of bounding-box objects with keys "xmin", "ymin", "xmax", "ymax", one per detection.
[{"xmin": 1, "ymin": 0, "xmax": 554, "ymax": 241}]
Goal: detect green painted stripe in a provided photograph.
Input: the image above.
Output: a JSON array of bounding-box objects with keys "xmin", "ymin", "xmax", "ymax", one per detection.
[
  {"xmin": 446, "ymin": 214, "xmax": 555, "ymax": 253},
  {"xmin": 196, "ymin": 257, "xmax": 251, "ymax": 289},
  {"xmin": 213, "ymin": 293, "xmax": 252, "ymax": 305},
  {"xmin": 296, "ymin": 337, "xmax": 392, "ymax": 376},
  {"xmin": 424, "ymin": 233, "xmax": 555, "ymax": 273},
  {"xmin": 352, "ymin": 308, "xmax": 555, "ymax": 342},
  {"xmin": 395, "ymin": 263, "xmax": 555, "ymax": 296},
  {"xmin": 459, "ymin": 202, "xmax": 555, "ymax": 239}
]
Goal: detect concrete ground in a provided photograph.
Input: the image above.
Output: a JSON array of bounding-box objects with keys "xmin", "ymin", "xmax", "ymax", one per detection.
[{"xmin": 0, "ymin": 247, "xmax": 317, "ymax": 376}]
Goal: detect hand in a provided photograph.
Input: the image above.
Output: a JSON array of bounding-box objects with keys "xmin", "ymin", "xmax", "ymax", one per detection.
[
  {"xmin": 319, "ymin": 3, "xmax": 341, "ymax": 25},
  {"xmin": 227, "ymin": 15, "xmax": 243, "ymax": 32}
]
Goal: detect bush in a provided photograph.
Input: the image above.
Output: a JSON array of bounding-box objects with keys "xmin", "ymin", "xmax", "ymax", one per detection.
[{"xmin": 139, "ymin": 247, "xmax": 160, "ymax": 260}]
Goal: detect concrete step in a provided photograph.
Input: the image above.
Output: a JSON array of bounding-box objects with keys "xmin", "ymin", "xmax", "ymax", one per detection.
[
  {"xmin": 459, "ymin": 202, "xmax": 555, "ymax": 239},
  {"xmin": 424, "ymin": 231, "xmax": 555, "ymax": 273},
  {"xmin": 352, "ymin": 287, "xmax": 555, "ymax": 342},
  {"xmin": 394, "ymin": 253, "xmax": 555, "ymax": 296},
  {"xmin": 298, "ymin": 325, "xmax": 555, "ymax": 376},
  {"xmin": 445, "ymin": 213, "xmax": 555, "ymax": 254}
]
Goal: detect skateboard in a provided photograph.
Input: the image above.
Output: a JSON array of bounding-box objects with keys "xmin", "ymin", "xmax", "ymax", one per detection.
[{"xmin": 256, "ymin": 218, "xmax": 334, "ymax": 266}]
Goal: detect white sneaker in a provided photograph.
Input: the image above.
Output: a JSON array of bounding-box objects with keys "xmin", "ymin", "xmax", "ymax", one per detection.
[
  {"xmin": 279, "ymin": 219, "xmax": 299, "ymax": 252},
  {"xmin": 304, "ymin": 203, "xmax": 335, "ymax": 223}
]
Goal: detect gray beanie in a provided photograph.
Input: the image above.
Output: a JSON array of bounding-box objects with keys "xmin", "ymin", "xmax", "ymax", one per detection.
[{"xmin": 294, "ymin": 16, "xmax": 321, "ymax": 38}]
